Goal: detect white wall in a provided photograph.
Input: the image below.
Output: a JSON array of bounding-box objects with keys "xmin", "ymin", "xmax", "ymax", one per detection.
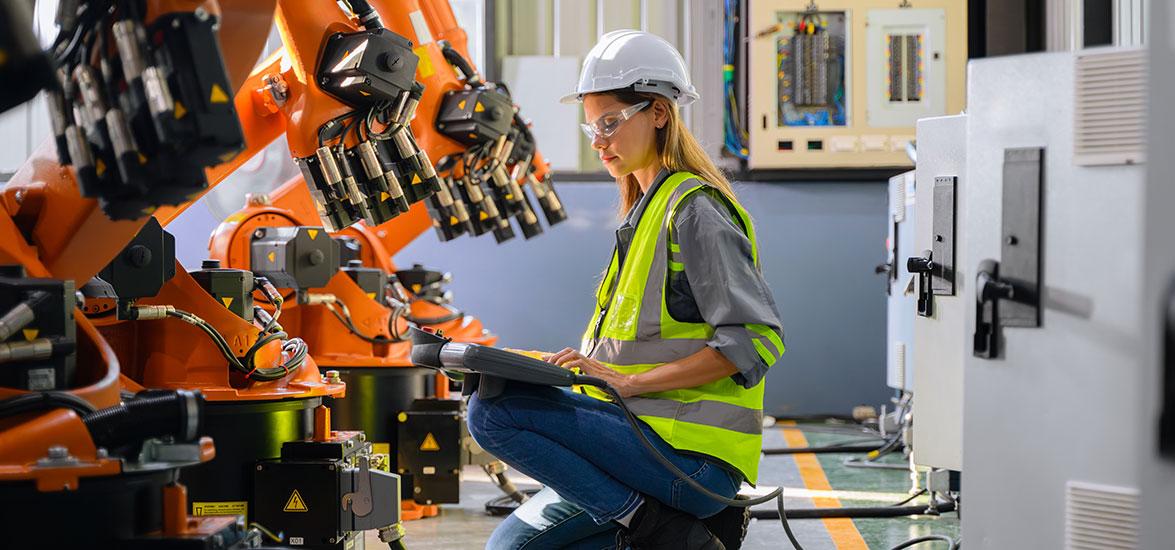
[{"xmin": 492, "ymin": 0, "xmax": 727, "ymax": 172}]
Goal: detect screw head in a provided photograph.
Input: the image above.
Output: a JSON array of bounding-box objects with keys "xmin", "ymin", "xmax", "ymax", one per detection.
[
  {"xmin": 47, "ymin": 445, "xmax": 69, "ymax": 459},
  {"xmin": 1006, "ymin": 235, "xmax": 1019, "ymax": 246},
  {"xmin": 308, "ymin": 249, "xmax": 325, "ymax": 266},
  {"xmin": 125, "ymin": 245, "xmax": 153, "ymax": 268}
]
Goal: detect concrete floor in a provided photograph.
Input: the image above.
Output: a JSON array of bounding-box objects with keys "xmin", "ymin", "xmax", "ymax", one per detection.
[{"xmin": 371, "ymin": 425, "xmax": 959, "ymax": 549}]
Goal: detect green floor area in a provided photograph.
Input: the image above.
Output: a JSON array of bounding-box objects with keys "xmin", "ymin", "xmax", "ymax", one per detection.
[
  {"xmin": 375, "ymin": 423, "xmax": 959, "ymax": 549},
  {"xmin": 794, "ymin": 424, "xmax": 959, "ymax": 549}
]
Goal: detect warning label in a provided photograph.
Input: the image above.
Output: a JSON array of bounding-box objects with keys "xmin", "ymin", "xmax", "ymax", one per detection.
[
  {"xmin": 192, "ymin": 501, "xmax": 248, "ymax": 517},
  {"xmin": 284, "ymin": 489, "xmax": 309, "ymax": 512},
  {"xmin": 420, "ymin": 432, "xmax": 440, "ymax": 452}
]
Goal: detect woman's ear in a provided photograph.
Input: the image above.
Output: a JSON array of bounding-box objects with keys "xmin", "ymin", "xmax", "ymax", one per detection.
[{"xmin": 652, "ymin": 100, "xmax": 670, "ymax": 129}]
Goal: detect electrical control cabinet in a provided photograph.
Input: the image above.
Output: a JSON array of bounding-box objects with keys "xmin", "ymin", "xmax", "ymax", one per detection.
[
  {"xmin": 747, "ymin": 0, "xmax": 965, "ymax": 169},
  {"xmin": 885, "ymin": 170, "xmax": 916, "ymax": 392},
  {"xmin": 958, "ymin": 50, "xmax": 1145, "ymax": 549},
  {"xmin": 910, "ymin": 114, "xmax": 966, "ymax": 473}
]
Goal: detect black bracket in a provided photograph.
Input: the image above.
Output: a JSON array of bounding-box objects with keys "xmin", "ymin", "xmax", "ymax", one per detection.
[
  {"xmin": 1160, "ymin": 280, "xmax": 1175, "ymax": 460},
  {"xmin": 973, "ymin": 259, "xmax": 1013, "ymax": 358},
  {"xmin": 908, "ymin": 250, "xmax": 935, "ymax": 317},
  {"xmin": 932, "ymin": 176, "xmax": 957, "ymax": 296},
  {"xmin": 972, "ymin": 147, "xmax": 1045, "ymax": 359}
]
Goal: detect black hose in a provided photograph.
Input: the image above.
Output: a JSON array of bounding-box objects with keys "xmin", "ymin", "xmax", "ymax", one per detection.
[
  {"xmin": 83, "ymin": 389, "xmax": 203, "ymax": 449},
  {"xmin": 750, "ymin": 500, "xmax": 957, "ymax": 520},
  {"xmin": 762, "ymin": 442, "xmax": 892, "ymax": 455},
  {"xmin": 437, "ymin": 40, "xmax": 480, "ymax": 84},
  {"xmin": 889, "ymin": 534, "xmax": 959, "ymax": 550},
  {"xmin": 0, "ymin": 391, "xmax": 96, "ymax": 419},
  {"xmin": 485, "ymin": 488, "xmax": 542, "ymax": 517},
  {"xmin": 343, "ymin": 0, "xmax": 383, "ymax": 30},
  {"xmin": 576, "ymin": 378, "xmax": 782, "ymax": 508}
]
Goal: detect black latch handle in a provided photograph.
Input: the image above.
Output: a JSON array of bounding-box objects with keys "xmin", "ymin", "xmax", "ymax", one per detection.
[
  {"xmin": 908, "ymin": 251, "xmax": 934, "ymax": 317},
  {"xmin": 973, "ymin": 259, "xmax": 1014, "ymax": 359}
]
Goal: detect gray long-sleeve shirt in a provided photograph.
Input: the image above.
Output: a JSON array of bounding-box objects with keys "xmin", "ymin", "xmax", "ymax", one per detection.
[{"xmin": 615, "ymin": 170, "xmax": 785, "ymax": 387}]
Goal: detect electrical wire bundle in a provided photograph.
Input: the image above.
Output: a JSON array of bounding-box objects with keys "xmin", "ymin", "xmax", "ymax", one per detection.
[
  {"xmin": 723, "ymin": 0, "xmax": 749, "ymax": 158},
  {"xmin": 163, "ymin": 306, "xmax": 306, "ymax": 382},
  {"xmin": 308, "ymin": 81, "xmax": 441, "ymax": 232},
  {"xmin": 48, "ymin": 0, "xmax": 245, "ymax": 220}
]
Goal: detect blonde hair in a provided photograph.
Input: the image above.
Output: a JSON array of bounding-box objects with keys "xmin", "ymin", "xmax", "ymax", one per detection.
[{"xmin": 606, "ymin": 90, "xmax": 736, "ymax": 215}]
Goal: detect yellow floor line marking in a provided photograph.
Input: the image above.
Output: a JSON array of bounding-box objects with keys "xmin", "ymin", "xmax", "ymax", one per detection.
[{"xmin": 779, "ymin": 421, "xmax": 869, "ymax": 550}]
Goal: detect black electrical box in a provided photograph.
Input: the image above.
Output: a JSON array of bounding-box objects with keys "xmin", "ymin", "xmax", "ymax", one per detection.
[
  {"xmin": 341, "ymin": 260, "xmax": 387, "ymax": 302},
  {"xmin": 99, "ymin": 217, "xmax": 176, "ymax": 301},
  {"xmin": 317, "ymin": 28, "xmax": 419, "ymax": 108},
  {"xmin": 397, "ymin": 399, "xmax": 464, "ymax": 505},
  {"xmin": 254, "ymin": 431, "xmax": 400, "ymax": 549},
  {"xmin": 436, "ymin": 88, "xmax": 514, "ymax": 145},
  {"xmin": 250, "ymin": 226, "xmax": 340, "ymax": 291},
  {"xmin": 0, "ymin": 266, "xmax": 76, "ymax": 391},
  {"xmin": 190, "ymin": 259, "xmax": 254, "ymax": 322}
]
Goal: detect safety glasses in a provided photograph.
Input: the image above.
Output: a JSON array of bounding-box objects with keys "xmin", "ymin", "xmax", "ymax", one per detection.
[{"xmin": 580, "ymin": 101, "xmax": 650, "ymax": 141}]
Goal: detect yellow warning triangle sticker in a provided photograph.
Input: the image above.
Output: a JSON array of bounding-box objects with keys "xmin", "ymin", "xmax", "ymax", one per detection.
[
  {"xmin": 411, "ymin": 284, "xmax": 422, "ymax": 293},
  {"xmin": 267, "ymin": 251, "xmax": 276, "ymax": 263},
  {"xmin": 412, "ymin": 174, "xmax": 421, "ymax": 184},
  {"xmin": 22, "ymin": 328, "xmax": 38, "ymax": 341},
  {"xmin": 221, "ymin": 296, "xmax": 234, "ymax": 308},
  {"xmin": 96, "ymin": 158, "xmax": 106, "ymax": 176},
  {"xmin": 366, "ymin": 292, "xmax": 376, "ymax": 299},
  {"xmin": 457, "ymin": 99, "xmax": 466, "ymax": 110},
  {"xmin": 449, "ymin": 216, "xmax": 458, "ymax": 225},
  {"xmin": 380, "ymin": 191, "xmax": 390, "ymax": 201},
  {"xmin": 478, "ymin": 211, "xmax": 489, "ymax": 221},
  {"xmin": 307, "ymin": 229, "xmax": 319, "ymax": 240},
  {"xmin": 174, "ymin": 101, "xmax": 187, "ymax": 119},
  {"xmin": 283, "ymin": 489, "xmax": 309, "ymax": 512},
  {"xmin": 138, "ymin": 152, "xmax": 148, "ymax": 165},
  {"xmin": 209, "ymin": 83, "xmax": 229, "ymax": 104},
  {"xmin": 474, "ymin": 101, "xmax": 485, "ymax": 113},
  {"xmin": 420, "ymin": 432, "xmax": 440, "ymax": 451}
]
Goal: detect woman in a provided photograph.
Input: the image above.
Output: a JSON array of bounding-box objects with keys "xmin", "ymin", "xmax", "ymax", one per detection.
[{"xmin": 467, "ymin": 30, "xmax": 784, "ymax": 550}]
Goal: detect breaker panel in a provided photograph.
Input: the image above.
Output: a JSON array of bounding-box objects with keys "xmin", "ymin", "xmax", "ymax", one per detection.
[{"xmin": 747, "ymin": 0, "xmax": 966, "ymax": 169}]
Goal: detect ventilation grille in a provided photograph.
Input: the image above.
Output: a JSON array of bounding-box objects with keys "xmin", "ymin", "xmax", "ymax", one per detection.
[
  {"xmin": 1065, "ymin": 481, "xmax": 1139, "ymax": 550},
  {"xmin": 894, "ymin": 176, "xmax": 907, "ymax": 222},
  {"xmin": 1074, "ymin": 49, "xmax": 1147, "ymax": 166},
  {"xmin": 893, "ymin": 341, "xmax": 907, "ymax": 389}
]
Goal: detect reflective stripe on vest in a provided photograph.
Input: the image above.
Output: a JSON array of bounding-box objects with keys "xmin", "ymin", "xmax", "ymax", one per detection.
[{"xmin": 580, "ymin": 171, "xmax": 766, "ymax": 484}]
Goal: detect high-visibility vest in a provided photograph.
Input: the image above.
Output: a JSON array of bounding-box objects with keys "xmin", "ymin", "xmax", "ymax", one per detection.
[{"xmin": 580, "ymin": 171, "xmax": 779, "ymax": 484}]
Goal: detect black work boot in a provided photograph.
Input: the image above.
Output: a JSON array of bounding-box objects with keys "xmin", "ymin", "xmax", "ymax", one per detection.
[
  {"xmin": 701, "ymin": 505, "xmax": 750, "ymax": 550},
  {"xmin": 617, "ymin": 498, "xmax": 725, "ymax": 550}
]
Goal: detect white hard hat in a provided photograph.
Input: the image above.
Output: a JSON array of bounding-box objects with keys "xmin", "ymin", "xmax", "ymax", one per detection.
[{"xmin": 560, "ymin": 29, "xmax": 699, "ymax": 106}]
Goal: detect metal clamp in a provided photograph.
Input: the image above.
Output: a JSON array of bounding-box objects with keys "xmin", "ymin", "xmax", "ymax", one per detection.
[
  {"xmin": 342, "ymin": 455, "xmax": 375, "ymax": 517},
  {"xmin": 973, "ymin": 259, "xmax": 1014, "ymax": 359},
  {"xmin": 907, "ymin": 250, "xmax": 935, "ymax": 317}
]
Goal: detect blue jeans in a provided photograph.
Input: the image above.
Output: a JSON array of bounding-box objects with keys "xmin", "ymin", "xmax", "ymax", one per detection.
[{"xmin": 466, "ymin": 381, "xmax": 742, "ymax": 550}]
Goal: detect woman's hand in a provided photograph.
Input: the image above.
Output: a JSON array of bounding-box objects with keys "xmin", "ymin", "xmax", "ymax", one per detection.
[{"xmin": 543, "ymin": 348, "xmax": 642, "ymax": 398}]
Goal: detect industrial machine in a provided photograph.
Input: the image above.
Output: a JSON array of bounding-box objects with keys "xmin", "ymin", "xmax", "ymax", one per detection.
[
  {"xmin": 0, "ymin": 0, "xmax": 563, "ymax": 547},
  {"xmin": 908, "ymin": 114, "xmax": 966, "ymax": 481},
  {"xmin": 1140, "ymin": 2, "xmax": 1175, "ymax": 544},
  {"xmin": 883, "ymin": 170, "xmax": 916, "ymax": 394},
  {"xmin": 745, "ymin": 0, "xmax": 966, "ymax": 169},
  {"xmin": 906, "ymin": 48, "xmax": 1146, "ymax": 548},
  {"xmin": 194, "ymin": 0, "xmax": 560, "ymax": 521}
]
